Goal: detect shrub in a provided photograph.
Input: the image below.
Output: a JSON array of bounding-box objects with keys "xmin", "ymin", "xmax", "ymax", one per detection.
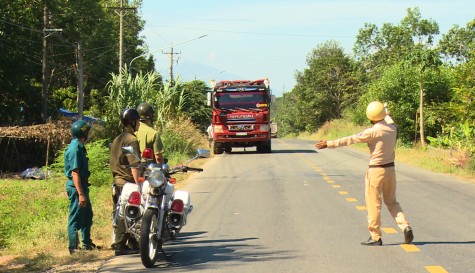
[
  {"xmin": 161, "ymin": 116, "xmax": 208, "ymax": 165},
  {"xmin": 51, "ymin": 139, "xmax": 112, "ymax": 187}
]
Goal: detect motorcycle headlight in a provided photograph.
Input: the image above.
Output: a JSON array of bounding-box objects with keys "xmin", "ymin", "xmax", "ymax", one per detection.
[
  {"xmin": 260, "ymin": 124, "xmax": 269, "ymax": 132},
  {"xmin": 148, "ymin": 169, "xmax": 165, "ymax": 188}
]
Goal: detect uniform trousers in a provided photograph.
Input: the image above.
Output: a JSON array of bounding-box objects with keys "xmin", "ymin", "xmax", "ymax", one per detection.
[
  {"xmin": 67, "ymin": 185, "xmax": 93, "ymax": 250},
  {"xmin": 364, "ymin": 166, "xmax": 410, "ymax": 240},
  {"xmin": 113, "ymin": 183, "xmax": 138, "ymax": 249}
]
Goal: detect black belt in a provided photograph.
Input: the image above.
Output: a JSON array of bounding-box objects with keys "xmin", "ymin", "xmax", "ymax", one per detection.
[{"xmin": 368, "ymin": 162, "xmax": 394, "ymax": 168}]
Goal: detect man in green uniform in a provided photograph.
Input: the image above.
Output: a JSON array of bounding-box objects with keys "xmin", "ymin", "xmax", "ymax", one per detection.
[
  {"xmin": 109, "ymin": 108, "xmax": 142, "ymax": 255},
  {"xmin": 136, "ymin": 102, "xmax": 164, "ymax": 164},
  {"xmin": 64, "ymin": 120, "xmax": 95, "ymax": 254},
  {"xmin": 315, "ymin": 101, "xmax": 413, "ymax": 246}
]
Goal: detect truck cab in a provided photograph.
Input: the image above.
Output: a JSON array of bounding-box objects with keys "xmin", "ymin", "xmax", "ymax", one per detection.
[{"xmin": 207, "ymin": 79, "xmax": 272, "ymax": 154}]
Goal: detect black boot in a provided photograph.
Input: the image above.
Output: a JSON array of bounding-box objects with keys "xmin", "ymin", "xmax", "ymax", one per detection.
[
  {"xmin": 404, "ymin": 226, "xmax": 414, "ymax": 244},
  {"xmin": 361, "ymin": 237, "xmax": 383, "ymax": 246}
]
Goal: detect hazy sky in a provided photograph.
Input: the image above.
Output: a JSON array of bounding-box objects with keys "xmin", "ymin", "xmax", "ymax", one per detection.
[{"xmin": 139, "ymin": 0, "xmax": 474, "ymax": 97}]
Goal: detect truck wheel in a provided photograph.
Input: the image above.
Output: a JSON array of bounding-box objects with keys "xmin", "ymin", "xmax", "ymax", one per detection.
[
  {"xmin": 256, "ymin": 143, "xmax": 263, "ymax": 153},
  {"xmin": 264, "ymin": 140, "xmax": 272, "ymax": 153},
  {"xmin": 213, "ymin": 143, "xmax": 224, "ymax": 154},
  {"xmin": 224, "ymin": 146, "xmax": 232, "ymax": 153}
]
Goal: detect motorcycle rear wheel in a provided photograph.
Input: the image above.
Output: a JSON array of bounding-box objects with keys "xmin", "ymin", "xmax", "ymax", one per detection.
[{"xmin": 140, "ymin": 209, "xmax": 160, "ymax": 268}]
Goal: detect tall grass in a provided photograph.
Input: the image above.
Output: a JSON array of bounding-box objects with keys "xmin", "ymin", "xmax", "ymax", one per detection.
[{"xmin": 161, "ymin": 116, "xmax": 209, "ymax": 165}]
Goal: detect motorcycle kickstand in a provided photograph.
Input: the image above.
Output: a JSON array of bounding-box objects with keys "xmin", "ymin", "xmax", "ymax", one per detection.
[{"xmin": 159, "ymin": 247, "xmax": 172, "ymax": 262}]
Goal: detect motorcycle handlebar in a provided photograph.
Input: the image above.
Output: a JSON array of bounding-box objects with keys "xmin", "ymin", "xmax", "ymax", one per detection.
[
  {"xmin": 187, "ymin": 167, "xmax": 204, "ymax": 172},
  {"xmin": 169, "ymin": 166, "xmax": 204, "ymax": 174}
]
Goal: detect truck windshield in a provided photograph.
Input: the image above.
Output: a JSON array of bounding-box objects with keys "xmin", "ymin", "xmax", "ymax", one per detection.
[{"xmin": 215, "ymin": 92, "xmax": 268, "ymax": 109}]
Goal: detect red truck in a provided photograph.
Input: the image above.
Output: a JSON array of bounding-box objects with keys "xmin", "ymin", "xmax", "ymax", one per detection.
[{"xmin": 207, "ymin": 78, "xmax": 272, "ymax": 154}]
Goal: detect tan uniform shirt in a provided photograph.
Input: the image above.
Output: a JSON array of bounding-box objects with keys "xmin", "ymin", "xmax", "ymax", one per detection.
[
  {"xmin": 136, "ymin": 121, "xmax": 164, "ymax": 156},
  {"xmin": 327, "ymin": 116, "xmax": 396, "ymax": 166},
  {"xmin": 109, "ymin": 127, "xmax": 141, "ymax": 186}
]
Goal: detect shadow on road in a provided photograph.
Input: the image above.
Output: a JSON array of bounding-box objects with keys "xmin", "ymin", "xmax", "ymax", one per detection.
[
  {"xmin": 383, "ymin": 241, "xmax": 475, "ymax": 246},
  {"xmin": 414, "ymin": 241, "xmax": 475, "ymax": 245},
  {"xmin": 228, "ymin": 149, "xmax": 317, "ymax": 155},
  {"xmin": 149, "ymin": 231, "xmax": 297, "ymax": 271}
]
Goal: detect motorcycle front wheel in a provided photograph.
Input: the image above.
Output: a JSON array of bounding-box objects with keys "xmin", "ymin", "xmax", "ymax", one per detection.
[{"xmin": 140, "ymin": 209, "xmax": 160, "ymax": 268}]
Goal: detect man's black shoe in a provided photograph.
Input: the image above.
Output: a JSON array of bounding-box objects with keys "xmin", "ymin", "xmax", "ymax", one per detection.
[
  {"xmin": 82, "ymin": 242, "xmax": 102, "ymax": 251},
  {"xmin": 361, "ymin": 237, "xmax": 383, "ymax": 246},
  {"xmin": 404, "ymin": 226, "xmax": 414, "ymax": 244},
  {"xmin": 115, "ymin": 248, "xmax": 139, "ymax": 256}
]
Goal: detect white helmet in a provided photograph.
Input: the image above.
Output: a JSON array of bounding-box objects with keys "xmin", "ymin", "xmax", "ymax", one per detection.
[{"xmin": 366, "ymin": 101, "xmax": 386, "ymax": 121}]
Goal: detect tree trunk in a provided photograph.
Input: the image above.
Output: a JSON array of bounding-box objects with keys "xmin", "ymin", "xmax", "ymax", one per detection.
[{"xmin": 419, "ymin": 65, "xmax": 426, "ymax": 146}]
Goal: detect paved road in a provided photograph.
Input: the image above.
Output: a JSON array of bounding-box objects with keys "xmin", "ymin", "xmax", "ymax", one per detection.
[{"xmin": 99, "ymin": 139, "xmax": 475, "ymax": 273}]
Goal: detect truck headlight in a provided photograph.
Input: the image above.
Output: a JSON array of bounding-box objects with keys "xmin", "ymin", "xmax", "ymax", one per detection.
[
  {"xmin": 213, "ymin": 125, "xmax": 224, "ymax": 133},
  {"xmin": 260, "ymin": 124, "xmax": 269, "ymax": 132}
]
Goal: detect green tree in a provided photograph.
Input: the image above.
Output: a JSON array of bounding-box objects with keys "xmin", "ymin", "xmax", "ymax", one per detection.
[
  {"xmin": 178, "ymin": 80, "xmax": 212, "ymax": 131},
  {"xmin": 0, "ymin": 0, "xmax": 151, "ymax": 126},
  {"xmin": 439, "ymin": 18, "xmax": 475, "ymax": 63},
  {"xmin": 358, "ymin": 63, "xmax": 451, "ymax": 144},
  {"xmin": 407, "ymin": 48, "xmax": 442, "ymax": 146},
  {"xmin": 273, "ymin": 92, "xmax": 301, "ymax": 136},
  {"xmin": 354, "ymin": 8, "xmax": 438, "ymax": 79},
  {"xmin": 0, "ymin": 0, "xmax": 44, "ymax": 125},
  {"xmin": 292, "ymin": 40, "xmax": 359, "ymax": 132}
]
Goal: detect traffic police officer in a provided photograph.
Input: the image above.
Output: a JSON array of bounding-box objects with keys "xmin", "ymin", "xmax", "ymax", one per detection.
[
  {"xmin": 136, "ymin": 102, "xmax": 164, "ymax": 164},
  {"xmin": 109, "ymin": 108, "xmax": 142, "ymax": 255},
  {"xmin": 64, "ymin": 120, "xmax": 94, "ymax": 254},
  {"xmin": 315, "ymin": 101, "xmax": 413, "ymax": 246}
]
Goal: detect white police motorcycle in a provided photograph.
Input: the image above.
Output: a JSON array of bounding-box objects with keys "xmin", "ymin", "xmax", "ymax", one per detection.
[{"xmin": 113, "ymin": 146, "xmax": 209, "ymax": 268}]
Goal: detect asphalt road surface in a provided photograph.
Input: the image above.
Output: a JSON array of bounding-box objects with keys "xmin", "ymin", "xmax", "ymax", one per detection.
[{"xmin": 99, "ymin": 139, "xmax": 475, "ymax": 273}]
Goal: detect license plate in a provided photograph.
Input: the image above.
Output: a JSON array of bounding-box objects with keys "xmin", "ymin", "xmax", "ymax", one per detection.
[{"xmin": 236, "ymin": 132, "xmax": 247, "ymax": 136}]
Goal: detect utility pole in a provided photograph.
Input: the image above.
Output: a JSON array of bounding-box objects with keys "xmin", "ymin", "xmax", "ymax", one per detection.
[
  {"xmin": 119, "ymin": 0, "xmax": 124, "ymax": 73},
  {"xmin": 108, "ymin": 0, "xmax": 136, "ymax": 73},
  {"xmin": 75, "ymin": 41, "xmax": 85, "ymax": 120},
  {"xmin": 162, "ymin": 47, "xmax": 181, "ymax": 86},
  {"xmin": 41, "ymin": 7, "xmax": 50, "ymax": 123}
]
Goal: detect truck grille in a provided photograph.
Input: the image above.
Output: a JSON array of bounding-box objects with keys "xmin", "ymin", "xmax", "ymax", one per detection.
[{"xmin": 228, "ymin": 124, "xmax": 254, "ymax": 131}]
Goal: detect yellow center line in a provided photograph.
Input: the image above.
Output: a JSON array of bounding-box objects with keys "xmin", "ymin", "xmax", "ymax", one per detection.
[
  {"xmin": 332, "ymin": 185, "xmax": 341, "ymax": 188},
  {"xmin": 400, "ymin": 244, "xmax": 420, "ymax": 252},
  {"xmin": 355, "ymin": 206, "xmax": 367, "ymax": 210},
  {"xmin": 346, "ymin": 198, "xmax": 357, "ymax": 202},
  {"xmin": 338, "ymin": 191, "xmax": 348, "ymax": 195},
  {"xmin": 424, "ymin": 266, "xmax": 449, "ymax": 273},
  {"xmin": 382, "ymin": 227, "xmax": 398, "ymax": 234}
]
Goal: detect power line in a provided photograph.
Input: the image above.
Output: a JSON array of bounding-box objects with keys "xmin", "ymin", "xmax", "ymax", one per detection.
[
  {"xmin": 0, "ymin": 18, "xmax": 43, "ymax": 34},
  {"xmin": 149, "ymin": 24, "xmax": 354, "ymax": 38}
]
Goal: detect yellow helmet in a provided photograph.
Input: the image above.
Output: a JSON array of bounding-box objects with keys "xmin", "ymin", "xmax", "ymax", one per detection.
[{"xmin": 366, "ymin": 101, "xmax": 386, "ymax": 121}]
